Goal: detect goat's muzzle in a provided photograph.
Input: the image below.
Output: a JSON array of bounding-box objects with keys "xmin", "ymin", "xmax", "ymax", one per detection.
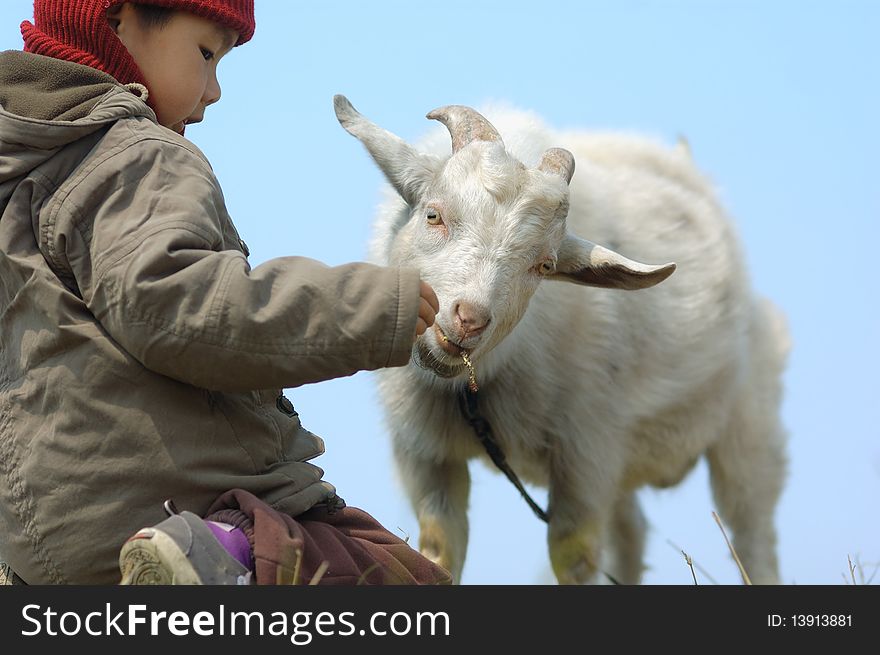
[{"xmin": 435, "ymin": 324, "xmax": 468, "ymax": 357}]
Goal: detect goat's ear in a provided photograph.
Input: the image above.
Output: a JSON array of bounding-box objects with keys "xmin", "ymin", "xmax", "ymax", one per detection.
[
  {"xmin": 334, "ymin": 95, "xmax": 440, "ymax": 207},
  {"xmin": 551, "ymin": 234, "xmax": 676, "ymax": 290}
]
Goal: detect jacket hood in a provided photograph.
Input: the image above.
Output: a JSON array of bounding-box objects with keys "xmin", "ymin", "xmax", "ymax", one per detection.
[{"xmin": 0, "ymin": 50, "xmax": 155, "ymax": 191}]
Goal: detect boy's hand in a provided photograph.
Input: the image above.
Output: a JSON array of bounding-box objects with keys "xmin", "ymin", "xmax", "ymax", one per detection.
[{"xmin": 415, "ymin": 280, "xmax": 439, "ymax": 339}]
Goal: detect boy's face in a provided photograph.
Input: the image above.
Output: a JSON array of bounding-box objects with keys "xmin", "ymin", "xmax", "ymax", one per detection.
[{"xmin": 111, "ymin": 4, "xmax": 238, "ymax": 134}]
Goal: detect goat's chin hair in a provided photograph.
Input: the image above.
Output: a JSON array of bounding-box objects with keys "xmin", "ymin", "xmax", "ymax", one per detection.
[{"xmin": 412, "ymin": 340, "xmax": 465, "ymax": 379}]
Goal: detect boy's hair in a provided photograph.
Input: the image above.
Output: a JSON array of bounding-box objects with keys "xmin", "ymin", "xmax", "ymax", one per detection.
[
  {"xmin": 131, "ymin": 4, "xmax": 175, "ymax": 30},
  {"xmin": 20, "ymin": 0, "xmax": 255, "ymax": 87}
]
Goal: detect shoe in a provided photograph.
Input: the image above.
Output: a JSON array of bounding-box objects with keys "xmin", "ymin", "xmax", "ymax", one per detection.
[{"xmin": 119, "ymin": 510, "xmax": 251, "ymax": 585}]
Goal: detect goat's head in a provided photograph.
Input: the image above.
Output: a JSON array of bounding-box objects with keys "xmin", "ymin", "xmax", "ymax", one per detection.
[{"xmin": 334, "ymin": 95, "xmax": 675, "ymax": 380}]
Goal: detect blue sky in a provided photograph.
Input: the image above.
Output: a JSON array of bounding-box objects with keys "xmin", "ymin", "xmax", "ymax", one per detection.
[{"xmin": 2, "ymin": 1, "xmax": 878, "ymax": 584}]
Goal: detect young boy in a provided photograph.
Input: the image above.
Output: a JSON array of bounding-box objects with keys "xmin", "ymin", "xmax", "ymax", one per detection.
[{"xmin": 0, "ymin": 0, "xmax": 449, "ymax": 585}]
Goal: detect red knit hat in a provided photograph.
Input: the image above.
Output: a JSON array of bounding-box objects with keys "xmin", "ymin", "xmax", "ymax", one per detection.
[{"xmin": 21, "ymin": 0, "xmax": 255, "ymax": 87}]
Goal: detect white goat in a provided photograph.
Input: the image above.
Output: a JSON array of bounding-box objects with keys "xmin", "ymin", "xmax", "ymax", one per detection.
[{"xmin": 334, "ymin": 95, "xmax": 788, "ymax": 585}]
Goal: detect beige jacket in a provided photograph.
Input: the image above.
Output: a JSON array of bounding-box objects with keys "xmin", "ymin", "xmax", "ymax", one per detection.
[{"xmin": 0, "ymin": 52, "xmax": 420, "ymax": 584}]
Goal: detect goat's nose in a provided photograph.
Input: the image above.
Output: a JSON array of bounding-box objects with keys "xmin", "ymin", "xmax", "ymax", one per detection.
[{"xmin": 453, "ymin": 301, "xmax": 491, "ymax": 339}]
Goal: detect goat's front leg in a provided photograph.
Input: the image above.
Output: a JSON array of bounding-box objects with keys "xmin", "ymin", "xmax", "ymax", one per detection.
[
  {"xmin": 393, "ymin": 445, "xmax": 470, "ymax": 584},
  {"xmin": 547, "ymin": 454, "xmax": 616, "ymax": 585}
]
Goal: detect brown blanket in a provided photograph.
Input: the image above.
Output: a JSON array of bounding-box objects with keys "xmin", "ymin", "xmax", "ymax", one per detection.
[{"xmin": 206, "ymin": 489, "xmax": 452, "ymax": 586}]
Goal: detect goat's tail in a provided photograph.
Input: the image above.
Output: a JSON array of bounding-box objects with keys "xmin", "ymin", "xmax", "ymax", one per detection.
[{"xmin": 755, "ymin": 296, "xmax": 791, "ymax": 370}]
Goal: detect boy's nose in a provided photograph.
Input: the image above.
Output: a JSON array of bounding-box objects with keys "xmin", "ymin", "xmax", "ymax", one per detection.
[{"xmin": 204, "ymin": 72, "xmax": 222, "ymax": 107}]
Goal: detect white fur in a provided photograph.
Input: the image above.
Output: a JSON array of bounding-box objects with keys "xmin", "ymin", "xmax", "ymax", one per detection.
[{"xmin": 336, "ymin": 97, "xmax": 789, "ymax": 585}]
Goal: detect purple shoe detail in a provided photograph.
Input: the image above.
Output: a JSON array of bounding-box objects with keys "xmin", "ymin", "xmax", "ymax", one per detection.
[{"xmin": 206, "ymin": 521, "xmax": 254, "ymax": 570}]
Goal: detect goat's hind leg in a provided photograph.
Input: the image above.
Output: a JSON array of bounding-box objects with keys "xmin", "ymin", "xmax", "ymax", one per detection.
[{"xmin": 706, "ymin": 389, "xmax": 787, "ymax": 585}]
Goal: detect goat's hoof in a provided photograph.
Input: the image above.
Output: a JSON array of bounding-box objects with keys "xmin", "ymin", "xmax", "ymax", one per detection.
[{"xmin": 550, "ymin": 529, "xmax": 600, "ymax": 585}]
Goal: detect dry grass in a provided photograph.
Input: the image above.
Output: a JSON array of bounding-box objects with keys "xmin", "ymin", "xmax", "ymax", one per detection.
[
  {"xmin": 276, "ymin": 548, "xmax": 331, "ymax": 585},
  {"xmin": 278, "ymin": 510, "xmax": 878, "ymax": 586},
  {"xmin": 278, "ymin": 548, "xmax": 408, "ymax": 585},
  {"xmin": 680, "ymin": 549, "xmax": 698, "ymax": 585},
  {"xmin": 666, "ymin": 539, "xmax": 720, "ymax": 584},
  {"xmin": 670, "ymin": 511, "xmax": 877, "ymax": 585},
  {"xmin": 712, "ymin": 511, "xmax": 752, "ymax": 585},
  {"xmin": 842, "ymin": 555, "xmax": 879, "ymax": 585}
]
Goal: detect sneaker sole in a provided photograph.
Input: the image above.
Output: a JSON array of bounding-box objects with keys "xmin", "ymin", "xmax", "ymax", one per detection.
[{"xmin": 119, "ymin": 528, "xmax": 203, "ymax": 585}]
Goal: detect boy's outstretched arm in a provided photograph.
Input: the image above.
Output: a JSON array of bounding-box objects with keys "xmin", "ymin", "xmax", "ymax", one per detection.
[{"xmin": 45, "ymin": 136, "xmax": 424, "ymax": 392}]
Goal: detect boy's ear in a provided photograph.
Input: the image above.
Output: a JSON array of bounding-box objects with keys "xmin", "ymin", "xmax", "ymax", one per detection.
[
  {"xmin": 106, "ymin": 3, "xmax": 123, "ymax": 34},
  {"xmin": 106, "ymin": 3, "xmax": 140, "ymax": 37}
]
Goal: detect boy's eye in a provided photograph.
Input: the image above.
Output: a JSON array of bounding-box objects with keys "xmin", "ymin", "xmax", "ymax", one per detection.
[{"xmin": 200, "ymin": 47, "xmax": 215, "ymax": 61}]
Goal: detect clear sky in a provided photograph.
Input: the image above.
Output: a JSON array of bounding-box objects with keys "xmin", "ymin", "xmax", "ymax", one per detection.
[{"xmin": 2, "ymin": 0, "xmax": 877, "ymax": 585}]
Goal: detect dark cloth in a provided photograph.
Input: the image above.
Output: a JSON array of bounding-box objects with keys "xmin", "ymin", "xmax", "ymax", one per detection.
[{"xmin": 206, "ymin": 489, "xmax": 451, "ymax": 585}]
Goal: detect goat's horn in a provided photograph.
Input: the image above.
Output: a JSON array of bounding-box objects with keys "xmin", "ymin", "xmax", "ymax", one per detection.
[
  {"xmin": 538, "ymin": 148, "xmax": 575, "ymax": 185},
  {"xmin": 426, "ymin": 105, "xmax": 502, "ymax": 153}
]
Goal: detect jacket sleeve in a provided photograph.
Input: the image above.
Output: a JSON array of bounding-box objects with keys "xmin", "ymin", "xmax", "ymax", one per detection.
[{"xmin": 48, "ymin": 132, "xmax": 420, "ymax": 392}]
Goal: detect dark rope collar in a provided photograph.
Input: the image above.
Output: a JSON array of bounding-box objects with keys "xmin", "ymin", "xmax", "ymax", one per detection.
[{"xmin": 458, "ymin": 387, "xmax": 549, "ymax": 523}]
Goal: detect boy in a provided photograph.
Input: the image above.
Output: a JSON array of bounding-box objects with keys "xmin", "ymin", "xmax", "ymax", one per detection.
[{"xmin": 0, "ymin": 0, "xmax": 448, "ymax": 585}]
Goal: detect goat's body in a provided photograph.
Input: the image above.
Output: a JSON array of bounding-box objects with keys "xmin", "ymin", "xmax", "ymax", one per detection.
[{"xmin": 363, "ymin": 105, "xmax": 788, "ymax": 584}]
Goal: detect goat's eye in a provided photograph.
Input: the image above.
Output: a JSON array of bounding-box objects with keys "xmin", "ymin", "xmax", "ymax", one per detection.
[
  {"xmin": 537, "ymin": 260, "xmax": 556, "ymax": 275},
  {"xmin": 426, "ymin": 208, "xmax": 443, "ymax": 226}
]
